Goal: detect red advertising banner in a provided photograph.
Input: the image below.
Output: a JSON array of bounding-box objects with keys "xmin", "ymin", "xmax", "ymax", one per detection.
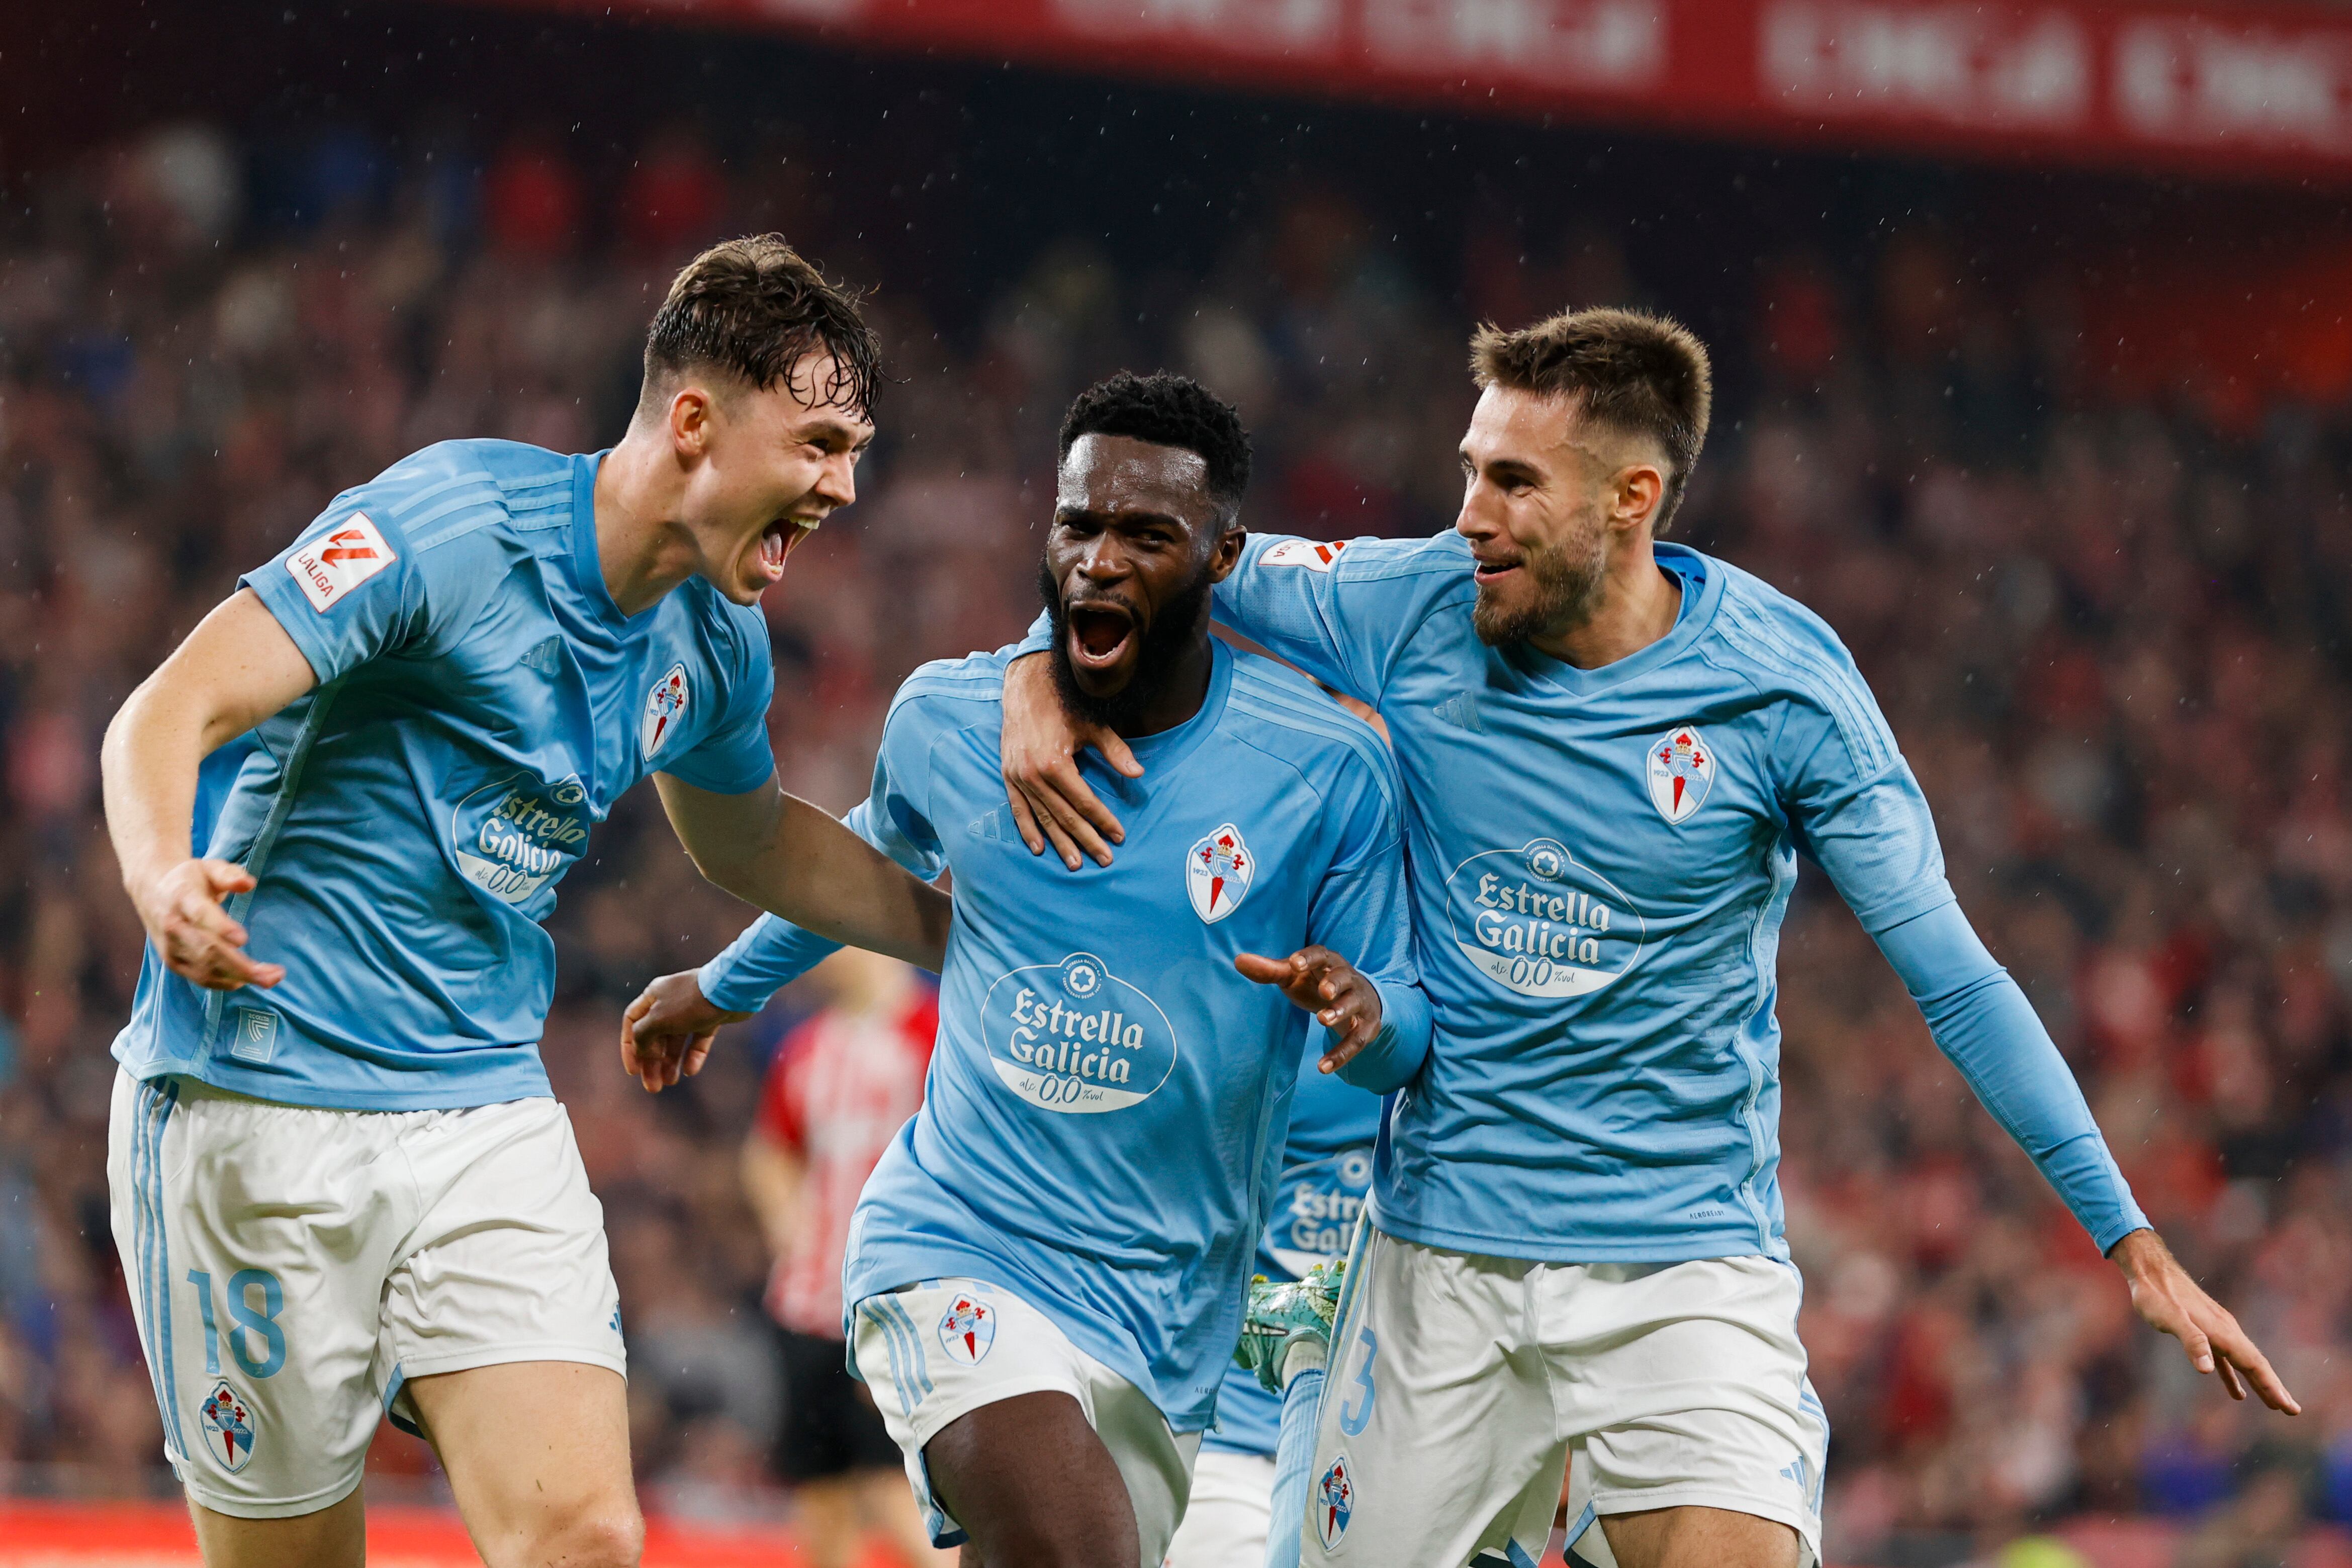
[{"xmin": 480, "ymin": 0, "xmax": 2352, "ymax": 179}]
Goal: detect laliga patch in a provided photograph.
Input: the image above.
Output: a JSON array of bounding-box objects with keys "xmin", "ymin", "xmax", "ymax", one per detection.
[
  {"xmin": 1314, "ymin": 1452, "xmax": 1354, "ymax": 1548},
  {"xmin": 1646, "ymin": 723, "xmax": 1714, "ymax": 824},
  {"xmin": 1262, "ymin": 537, "xmax": 1350, "ymax": 572},
  {"xmin": 199, "ymin": 1380, "xmax": 256, "ymax": 1473},
  {"xmin": 641, "ymin": 663, "xmax": 690, "ymax": 760},
  {"xmin": 938, "ymin": 1290, "xmax": 996, "ymax": 1366},
  {"xmin": 284, "ymin": 512, "xmax": 395, "ymax": 612},
  {"xmin": 1186, "ymin": 822, "xmax": 1253, "ymax": 923}
]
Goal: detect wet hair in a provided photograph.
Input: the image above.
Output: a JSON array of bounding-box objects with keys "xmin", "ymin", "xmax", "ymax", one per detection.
[
  {"xmin": 1470, "ymin": 307, "xmax": 1713, "ymax": 534},
  {"xmin": 638, "ymin": 234, "xmax": 881, "ymax": 420},
  {"xmin": 1057, "ymin": 371, "xmax": 1252, "ymax": 527}
]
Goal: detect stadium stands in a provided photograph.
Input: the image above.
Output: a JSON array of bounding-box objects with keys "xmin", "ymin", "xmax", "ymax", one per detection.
[{"xmin": 1, "ymin": 110, "xmax": 2347, "ymax": 1564}]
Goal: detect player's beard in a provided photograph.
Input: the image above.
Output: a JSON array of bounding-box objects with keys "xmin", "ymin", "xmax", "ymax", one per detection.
[
  {"xmin": 1471, "ymin": 516, "xmax": 1610, "ymax": 648},
  {"xmin": 1038, "ymin": 556, "xmax": 1216, "ymax": 734}
]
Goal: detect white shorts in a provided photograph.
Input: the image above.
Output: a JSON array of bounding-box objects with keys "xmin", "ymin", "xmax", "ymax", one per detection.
[
  {"xmin": 1164, "ymin": 1447, "xmax": 1278, "ymax": 1568},
  {"xmin": 851, "ymin": 1276, "xmax": 1202, "ymax": 1559},
  {"xmin": 1301, "ymin": 1225, "xmax": 1827, "ymax": 1568},
  {"xmin": 107, "ymin": 1071, "xmax": 625, "ymax": 1518}
]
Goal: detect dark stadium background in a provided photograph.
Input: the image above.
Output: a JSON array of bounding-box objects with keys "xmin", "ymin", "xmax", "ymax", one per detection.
[{"xmin": 2, "ymin": 2, "xmax": 2349, "ymax": 1563}]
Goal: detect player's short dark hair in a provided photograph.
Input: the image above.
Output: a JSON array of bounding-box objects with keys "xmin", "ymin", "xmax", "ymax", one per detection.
[
  {"xmin": 640, "ymin": 234, "xmax": 881, "ymax": 420},
  {"xmin": 1057, "ymin": 371, "xmax": 1252, "ymax": 528},
  {"xmin": 1470, "ymin": 307, "xmax": 1713, "ymax": 534}
]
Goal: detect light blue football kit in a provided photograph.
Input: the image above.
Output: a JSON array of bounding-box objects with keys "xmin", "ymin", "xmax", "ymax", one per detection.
[
  {"xmin": 1033, "ymin": 533, "xmax": 2147, "ymax": 1565},
  {"xmin": 696, "ymin": 639, "xmax": 1430, "ymax": 1550},
  {"xmin": 114, "ymin": 439, "xmax": 777, "ymax": 1109},
  {"xmin": 108, "ymin": 439, "xmax": 776, "ymax": 1518}
]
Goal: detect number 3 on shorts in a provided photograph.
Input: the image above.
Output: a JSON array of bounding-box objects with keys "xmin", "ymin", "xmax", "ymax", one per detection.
[
  {"xmin": 187, "ymin": 1269, "xmax": 288, "ymax": 1379},
  {"xmin": 1337, "ymin": 1326, "xmax": 1376, "ymax": 1436}
]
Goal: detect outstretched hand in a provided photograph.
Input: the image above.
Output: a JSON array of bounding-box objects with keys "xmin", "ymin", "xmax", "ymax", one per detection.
[
  {"xmin": 1001, "ymin": 652, "xmax": 1139, "ymax": 871},
  {"xmin": 619, "ymin": 971, "xmax": 750, "ymax": 1094},
  {"xmin": 1235, "ymin": 946, "xmax": 1384, "ymax": 1076},
  {"xmin": 2112, "ymin": 1229, "xmax": 2299, "ymax": 1413},
  {"xmin": 135, "ymin": 857, "xmax": 285, "ymax": 991}
]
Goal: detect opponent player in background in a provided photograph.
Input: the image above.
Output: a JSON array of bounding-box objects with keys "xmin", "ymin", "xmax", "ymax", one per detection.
[
  {"xmin": 618, "ymin": 372, "xmax": 1430, "ymax": 1568},
  {"xmin": 1002, "ymin": 310, "xmax": 2298, "ymax": 1568},
  {"xmin": 739, "ymin": 949, "xmax": 956, "ymax": 1568},
  {"xmin": 100, "ymin": 236, "xmax": 950, "ymax": 1568}
]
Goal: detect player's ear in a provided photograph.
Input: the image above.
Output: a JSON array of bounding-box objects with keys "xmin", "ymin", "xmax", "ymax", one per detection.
[
  {"xmin": 668, "ymin": 386, "xmax": 717, "ymax": 462},
  {"xmin": 1206, "ymin": 516, "xmax": 1246, "ymax": 582},
  {"xmin": 1613, "ymin": 463, "xmax": 1666, "ymax": 536}
]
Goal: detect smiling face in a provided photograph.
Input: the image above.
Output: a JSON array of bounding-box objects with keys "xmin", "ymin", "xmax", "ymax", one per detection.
[
  {"xmin": 1041, "ymin": 433, "xmax": 1242, "ymax": 730},
  {"xmin": 1454, "ymin": 384, "xmax": 1660, "ymax": 648},
  {"xmin": 666, "ymin": 350, "xmax": 873, "ymax": 606}
]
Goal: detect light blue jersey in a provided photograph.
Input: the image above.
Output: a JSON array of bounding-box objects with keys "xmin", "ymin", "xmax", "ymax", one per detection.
[
  {"xmin": 696, "ymin": 641, "xmax": 1430, "ymax": 1432},
  {"xmin": 1048, "ymin": 533, "xmax": 2145, "ymax": 1264},
  {"xmin": 1203, "ymin": 1053, "xmax": 1383, "ymax": 1458},
  {"xmin": 112, "ymin": 440, "xmax": 777, "ymax": 1111}
]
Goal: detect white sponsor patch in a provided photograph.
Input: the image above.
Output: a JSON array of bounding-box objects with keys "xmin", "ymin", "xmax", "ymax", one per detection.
[
  {"xmin": 284, "ymin": 512, "xmax": 395, "ymax": 611},
  {"xmin": 1443, "ymin": 837, "xmax": 1646, "ymax": 998},
  {"xmin": 1262, "ymin": 537, "xmax": 1350, "ymax": 572}
]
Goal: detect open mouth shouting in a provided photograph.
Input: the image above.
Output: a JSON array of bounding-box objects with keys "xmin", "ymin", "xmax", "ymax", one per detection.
[
  {"xmin": 1064, "ymin": 597, "xmax": 1138, "ymax": 675},
  {"xmin": 752, "ymin": 516, "xmax": 817, "ymax": 587}
]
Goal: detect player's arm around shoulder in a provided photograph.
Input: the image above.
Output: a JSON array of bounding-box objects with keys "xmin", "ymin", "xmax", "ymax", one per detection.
[{"xmin": 102, "ymin": 588, "xmax": 318, "ymax": 992}]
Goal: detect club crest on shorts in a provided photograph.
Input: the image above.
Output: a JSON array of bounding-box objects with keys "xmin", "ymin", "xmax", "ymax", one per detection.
[
  {"xmin": 1314, "ymin": 1453, "xmax": 1354, "ymax": 1548},
  {"xmin": 641, "ymin": 663, "xmax": 690, "ymax": 759},
  {"xmin": 1646, "ymin": 723, "xmax": 1714, "ymax": 824},
  {"xmin": 938, "ymin": 1291, "xmax": 996, "ymax": 1365},
  {"xmin": 199, "ymin": 1380, "xmax": 256, "ymax": 1472},
  {"xmin": 1187, "ymin": 823, "xmax": 1253, "ymax": 924}
]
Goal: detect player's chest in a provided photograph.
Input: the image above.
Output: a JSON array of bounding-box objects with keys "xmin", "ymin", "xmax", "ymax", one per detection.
[{"xmin": 416, "ymin": 580, "xmax": 729, "ymax": 808}]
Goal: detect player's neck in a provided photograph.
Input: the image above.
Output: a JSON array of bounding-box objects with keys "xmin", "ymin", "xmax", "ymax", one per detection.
[
  {"xmin": 1114, "ymin": 635, "xmax": 1216, "ymax": 740},
  {"xmin": 593, "ymin": 435, "xmax": 700, "ymax": 617},
  {"xmin": 1527, "ymin": 541, "xmax": 1682, "ymax": 671}
]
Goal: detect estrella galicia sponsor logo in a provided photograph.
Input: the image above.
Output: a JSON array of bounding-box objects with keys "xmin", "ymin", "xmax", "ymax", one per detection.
[
  {"xmin": 200, "ymin": 1380, "xmax": 256, "ymax": 1472},
  {"xmin": 979, "ymin": 952, "xmax": 1178, "ymax": 1113},
  {"xmin": 451, "ymin": 774, "xmax": 591, "ymax": 903},
  {"xmin": 1444, "ymin": 837, "xmax": 1644, "ymax": 998},
  {"xmin": 1269, "ymin": 1145, "xmax": 1374, "ymax": 1275}
]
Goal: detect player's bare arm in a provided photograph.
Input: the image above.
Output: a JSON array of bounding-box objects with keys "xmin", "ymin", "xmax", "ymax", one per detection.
[
  {"xmin": 101, "ymin": 587, "xmax": 318, "ymax": 992},
  {"xmin": 1235, "ymin": 946, "xmax": 1385, "ymax": 1076},
  {"xmin": 655, "ymin": 772, "xmax": 952, "ymax": 971},
  {"xmin": 2111, "ymin": 1228, "xmax": 2298, "ymax": 1413},
  {"xmin": 617, "ymin": 970, "xmax": 747, "ymax": 1093},
  {"xmin": 1002, "ymin": 648, "xmax": 1137, "ymax": 870}
]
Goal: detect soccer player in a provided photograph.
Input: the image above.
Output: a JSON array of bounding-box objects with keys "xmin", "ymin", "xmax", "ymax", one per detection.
[
  {"xmin": 99, "ymin": 236, "xmax": 950, "ymax": 1568},
  {"xmin": 999, "ymin": 310, "xmax": 2299, "ymax": 1568},
  {"xmin": 1164, "ymin": 1048, "xmax": 1380, "ymax": 1568},
  {"xmin": 616, "ymin": 371, "xmax": 1430, "ymax": 1567},
  {"xmin": 739, "ymin": 949, "xmax": 954, "ymax": 1568}
]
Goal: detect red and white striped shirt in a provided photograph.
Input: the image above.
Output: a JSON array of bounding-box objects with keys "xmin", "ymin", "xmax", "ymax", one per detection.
[{"xmin": 755, "ymin": 990, "xmax": 938, "ymax": 1338}]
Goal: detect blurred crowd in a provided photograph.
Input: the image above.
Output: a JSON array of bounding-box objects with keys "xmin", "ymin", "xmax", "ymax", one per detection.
[{"xmin": 1, "ymin": 114, "xmax": 2348, "ymax": 1567}]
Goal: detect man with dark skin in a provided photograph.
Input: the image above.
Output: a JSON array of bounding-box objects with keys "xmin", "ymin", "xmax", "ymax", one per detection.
[{"xmin": 621, "ymin": 373, "xmax": 1431, "ymax": 1566}]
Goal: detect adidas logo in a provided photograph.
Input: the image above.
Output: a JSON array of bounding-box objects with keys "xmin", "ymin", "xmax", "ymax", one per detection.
[
  {"xmin": 968, "ymin": 805, "xmax": 1014, "ymax": 841},
  {"xmin": 1433, "ymin": 693, "xmax": 1484, "ymax": 733},
  {"xmin": 517, "ymin": 637, "xmax": 563, "ymax": 675}
]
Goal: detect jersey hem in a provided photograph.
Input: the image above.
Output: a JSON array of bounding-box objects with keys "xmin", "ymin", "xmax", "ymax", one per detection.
[
  {"xmin": 176, "ymin": 1466, "xmax": 367, "ymax": 1522},
  {"xmin": 1366, "ymin": 1201, "xmax": 1790, "ymax": 1266},
  {"xmin": 115, "ymin": 1056, "xmax": 555, "ymax": 1113}
]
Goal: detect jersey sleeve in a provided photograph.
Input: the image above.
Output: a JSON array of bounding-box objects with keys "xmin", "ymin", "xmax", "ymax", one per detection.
[
  {"xmin": 239, "ymin": 465, "xmax": 498, "ymax": 686},
  {"xmin": 662, "ymin": 613, "xmax": 779, "ymax": 796},
  {"xmin": 1302, "ymin": 745, "xmax": 1430, "ymax": 1094},
  {"xmin": 1779, "ymin": 643, "xmax": 2146, "ymax": 1252},
  {"xmin": 697, "ymin": 690, "xmax": 948, "ymax": 1013},
  {"xmin": 1876, "ymin": 902, "xmax": 2149, "ymax": 1252}
]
